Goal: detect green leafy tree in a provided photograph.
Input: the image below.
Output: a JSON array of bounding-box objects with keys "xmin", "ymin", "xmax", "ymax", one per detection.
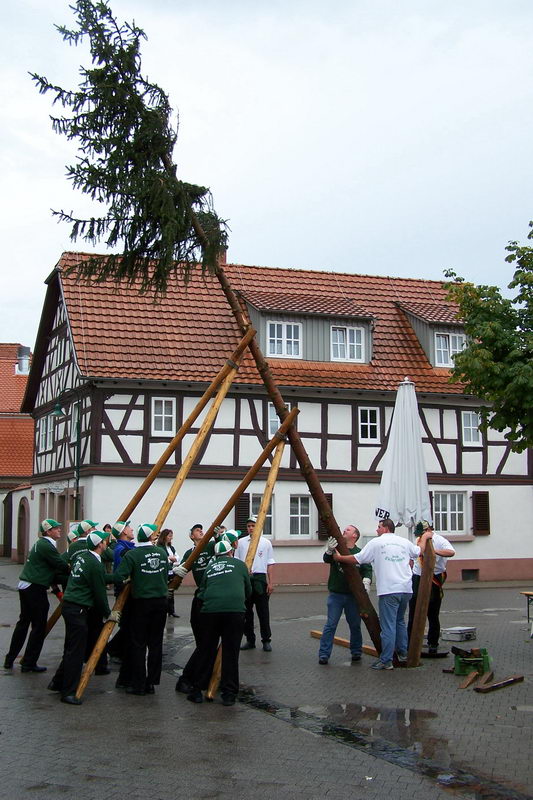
[{"xmin": 445, "ymin": 227, "xmax": 533, "ymax": 452}]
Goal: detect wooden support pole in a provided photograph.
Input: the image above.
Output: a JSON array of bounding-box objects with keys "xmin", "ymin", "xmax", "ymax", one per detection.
[
  {"xmin": 206, "ymin": 439, "xmax": 286, "ymax": 699},
  {"xmin": 406, "ymin": 539, "xmax": 436, "ymax": 667}
]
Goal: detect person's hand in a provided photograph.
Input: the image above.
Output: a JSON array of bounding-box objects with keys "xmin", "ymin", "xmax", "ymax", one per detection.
[
  {"xmin": 107, "ymin": 609, "xmax": 121, "ymax": 624},
  {"xmin": 173, "ymin": 564, "xmax": 189, "ymax": 578},
  {"xmin": 332, "ymin": 551, "xmax": 342, "ymax": 562},
  {"xmin": 362, "ymin": 577, "xmax": 371, "ymax": 593},
  {"xmin": 169, "ymin": 554, "xmax": 177, "ymax": 563},
  {"xmin": 325, "ymin": 536, "xmax": 338, "ymax": 554},
  {"xmin": 267, "ymin": 583, "xmax": 274, "ymax": 595}
]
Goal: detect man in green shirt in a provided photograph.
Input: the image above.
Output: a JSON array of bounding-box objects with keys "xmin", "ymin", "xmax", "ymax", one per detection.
[
  {"xmin": 4, "ymin": 519, "xmax": 69, "ymax": 672},
  {"xmin": 186, "ymin": 539, "xmax": 252, "ymax": 706},
  {"xmin": 113, "ymin": 523, "xmax": 169, "ymax": 696},
  {"xmin": 318, "ymin": 524, "xmax": 372, "ymax": 665},
  {"xmin": 48, "ymin": 529, "xmax": 118, "ymax": 705}
]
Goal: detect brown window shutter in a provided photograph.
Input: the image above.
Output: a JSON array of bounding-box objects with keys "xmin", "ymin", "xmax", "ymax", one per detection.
[
  {"xmin": 472, "ymin": 491, "xmax": 490, "ymax": 535},
  {"xmin": 317, "ymin": 494, "xmax": 333, "ymax": 540},
  {"xmin": 235, "ymin": 492, "xmax": 250, "ymax": 537}
]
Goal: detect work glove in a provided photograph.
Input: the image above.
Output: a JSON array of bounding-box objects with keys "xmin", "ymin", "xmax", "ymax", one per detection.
[
  {"xmin": 362, "ymin": 577, "xmax": 371, "ymax": 593},
  {"xmin": 325, "ymin": 536, "xmax": 338, "ymax": 555},
  {"xmin": 107, "ymin": 609, "xmax": 121, "ymax": 624},
  {"xmin": 173, "ymin": 564, "xmax": 189, "ymax": 578}
]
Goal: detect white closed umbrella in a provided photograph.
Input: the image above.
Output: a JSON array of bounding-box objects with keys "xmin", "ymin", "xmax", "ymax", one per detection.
[{"xmin": 374, "ymin": 377, "xmax": 432, "ymax": 538}]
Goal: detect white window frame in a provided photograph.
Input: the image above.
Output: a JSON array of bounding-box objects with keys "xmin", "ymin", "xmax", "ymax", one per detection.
[
  {"xmin": 331, "ymin": 325, "xmax": 364, "ymax": 362},
  {"xmin": 151, "ymin": 397, "xmax": 176, "ymax": 436},
  {"xmin": 267, "ymin": 401, "xmax": 293, "ymax": 438},
  {"xmin": 266, "ymin": 321, "xmax": 303, "ymax": 359},
  {"xmin": 251, "ymin": 494, "xmax": 273, "ymax": 537},
  {"xmin": 433, "ymin": 491, "xmax": 466, "ymax": 535},
  {"xmin": 435, "ymin": 332, "xmax": 465, "ymax": 367},
  {"xmin": 38, "ymin": 414, "xmax": 54, "ymax": 453},
  {"xmin": 462, "ymin": 411, "xmax": 481, "ymax": 446},
  {"xmin": 70, "ymin": 402, "xmax": 80, "ymax": 444},
  {"xmin": 289, "ymin": 494, "xmax": 312, "ymax": 537},
  {"xmin": 358, "ymin": 407, "xmax": 380, "ymax": 443}
]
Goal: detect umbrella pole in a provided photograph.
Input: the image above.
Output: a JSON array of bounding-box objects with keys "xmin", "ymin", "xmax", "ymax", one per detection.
[
  {"xmin": 206, "ymin": 439, "xmax": 285, "ymax": 699},
  {"xmin": 406, "ymin": 539, "xmax": 436, "ymax": 667}
]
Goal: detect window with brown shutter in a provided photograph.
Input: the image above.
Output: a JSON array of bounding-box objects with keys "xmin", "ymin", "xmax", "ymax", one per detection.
[
  {"xmin": 317, "ymin": 494, "xmax": 333, "ymax": 540},
  {"xmin": 234, "ymin": 492, "xmax": 250, "ymax": 536},
  {"xmin": 472, "ymin": 491, "xmax": 490, "ymax": 535}
]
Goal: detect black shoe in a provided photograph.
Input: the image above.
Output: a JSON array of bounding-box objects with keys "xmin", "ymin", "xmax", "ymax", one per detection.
[
  {"xmin": 47, "ymin": 680, "xmax": 61, "ymax": 692},
  {"xmin": 168, "ymin": 613, "xmax": 180, "ymax": 618},
  {"xmin": 145, "ymin": 684, "xmax": 155, "ymax": 694},
  {"xmin": 115, "ymin": 680, "xmax": 131, "ymax": 690},
  {"xmin": 3, "ymin": 657, "xmax": 14, "ymax": 669},
  {"xmin": 262, "ymin": 642, "xmax": 272, "ymax": 652},
  {"xmin": 126, "ymin": 686, "xmax": 146, "ymax": 696},
  {"xmin": 428, "ymin": 646, "xmax": 439, "ymax": 654},
  {"xmin": 95, "ymin": 667, "xmax": 111, "ymax": 675},
  {"xmin": 240, "ymin": 641, "xmax": 256, "ymax": 650},
  {"xmin": 21, "ymin": 664, "xmax": 47, "ymax": 673},
  {"xmin": 187, "ymin": 690, "xmax": 203, "ymax": 703},
  {"xmin": 61, "ymin": 694, "xmax": 82, "ymax": 706},
  {"xmin": 351, "ymin": 654, "xmax": 362, "ymax": 662},
  {"xmin": 175, "ymin": 676, "xmax": 193, "ymax": 694},
  {"xmin": 221, "ymin": 694, "xmax": 236, "ymax": 706},
  {"xmin": 318, "ymin": 657, "xmax": 328, "ymax": 665}
]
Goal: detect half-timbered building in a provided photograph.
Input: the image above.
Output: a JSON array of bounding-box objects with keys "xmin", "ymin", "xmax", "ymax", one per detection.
[{"xmin": 11, "ymin": 252, "xmax": 533, "ymax": 581}]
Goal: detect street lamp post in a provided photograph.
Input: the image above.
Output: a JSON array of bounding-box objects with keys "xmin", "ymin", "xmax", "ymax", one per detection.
[{"xmin": 52, "ymin": 389, "xmax": 82, "ymax": 520}]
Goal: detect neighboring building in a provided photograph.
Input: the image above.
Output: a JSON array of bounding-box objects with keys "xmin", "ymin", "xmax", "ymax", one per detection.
[
  {"xmin": 10, "ymin": 252, "xmax": 532, "ymax": 581},
  {"xmin": 0, "ymin": 343, "xmax": 34, "ymax": 561}
]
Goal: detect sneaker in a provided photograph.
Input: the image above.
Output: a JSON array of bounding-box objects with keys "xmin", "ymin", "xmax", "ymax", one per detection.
[
  {"xmin": 262, "ymin": 642, "xmax": 272, "ymax": 652},
  {"xmin": 371, "ymin": 660, "xmax": 393, "ymax": 670},
  {"xmin": 351, "ymin": 654, "xmax": 362, "ymax": 662},
  {"xmin": 397, "ymin": 652, "xmax": 408, "ymax": 663},
  {"xmin": 3, "ymin": 657, "xmax": 14, "ymax": 669},
  {"xmin": 318, "ymin": 657, "xmax": 328, "ymax": 665}
]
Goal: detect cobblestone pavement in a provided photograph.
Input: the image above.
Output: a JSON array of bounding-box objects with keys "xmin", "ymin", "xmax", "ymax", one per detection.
[{"xmin": 1, "ymin": 558, "xmax": 532, "ymax": 800}]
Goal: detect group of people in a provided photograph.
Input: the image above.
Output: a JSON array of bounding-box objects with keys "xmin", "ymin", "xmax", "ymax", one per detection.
[
  {"xmin": 319, "ymin": 518, "xmax": 455, "ymax": 670},
  {"xmin": 3, "ymin": 513, "xmax": 276, "ymax": 707}
]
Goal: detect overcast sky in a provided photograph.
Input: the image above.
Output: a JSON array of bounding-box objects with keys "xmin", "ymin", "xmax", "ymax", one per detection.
[{"xmin": 2, "ymin": 0, "xmax": 532, "ymax": 348}]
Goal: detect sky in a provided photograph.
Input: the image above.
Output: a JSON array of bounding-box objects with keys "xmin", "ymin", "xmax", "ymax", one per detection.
[{"xmin": 1, "ymin": 0, "xmax": 533, "ymax": 348}]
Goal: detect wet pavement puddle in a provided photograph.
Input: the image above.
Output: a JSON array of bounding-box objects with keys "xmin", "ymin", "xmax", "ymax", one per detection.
[{"xmin": 238, "ymin": 689, "xmax": 532, "ymax": 800}]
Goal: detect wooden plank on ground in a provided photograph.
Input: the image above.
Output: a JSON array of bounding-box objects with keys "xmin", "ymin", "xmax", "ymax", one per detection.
[
  {"xmin": 474, "ymin": 675, "xmax": 524, "ymax": 694},
  {"xmin": 476, "ymin": 671, "xmax": 494, "ymax": 687},
  {"xmin": 309, "ymin": 630, "xmax": 377, "ymax": 657},
  {"xmin": 459, "ymin": 670, "xmax": 480, "ymax": 689}
]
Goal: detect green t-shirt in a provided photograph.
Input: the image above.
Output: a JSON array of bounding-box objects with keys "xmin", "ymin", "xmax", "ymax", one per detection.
[
  {"xmin": 181, "ymin": 541, "xmax": 215, "ymax": 587},
  {"xmin": 63, "ymin": 550, "xmax": 111, "ymax": 617},
  {"xmin": 114, "ymin": 545, "xmax": 169, "ymax": 599},
  {"xmin": 198, "ymin": 555, "xmax": 252, "ymax": 613},
  {"xmin": 20, "ymin": 537, "xmax": 70, "ymax": 587},
  {"xmin": 324, "ymin": 545, "xmax": 372, "ymax": 593}
]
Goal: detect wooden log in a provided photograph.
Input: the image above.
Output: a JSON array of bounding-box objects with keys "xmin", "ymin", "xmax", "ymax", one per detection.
[
  {"xmin": 45, "ymin": 602, "xmax": 63, "ymax": 635},
  {"xmin": 474, "ymin": 675, "xmax": 524, "ymax": 694},
  {"xmin": 476, "ymin": 670, "xmax": 494, "ymax": 687},
  {"xmin": 406, "ymin": 539, "xmax": 436, "ymax": 667},
  {"xmin": 206, "ymin": 440, "xmax": 286, "ymax": 700},
  {"xmin": 168, "ymin": 407, "xmax": 299, "ymax": 591},
  {"xmin": 451, "ymin": 645, "xmax": 473, "ymax": 657},
  {"xmin": 309, "ymin": 629, "xmax": 378, "ymax": 657},
  {"xmin": 442, "ymin": 667, "xmax": 455, "ymax": 674},
  {"xmin": 459, "ymin": 670, "xmax": 480, "ymax": 689},
  {"xmin": 117, "ymin": 328, "xmax": 255, "ymax": 522}
]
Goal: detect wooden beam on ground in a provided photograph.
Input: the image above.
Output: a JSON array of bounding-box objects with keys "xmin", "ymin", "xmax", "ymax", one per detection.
[
  {"xmin": 459, "ymin": 670, "xmax": 480, "ymax": 689},
  {"xmin": 476, "ymin": 671, "xmax": 494, "ymax": 687},
  {"xmin": 474, "ymin": 675, "xmax": 524, "ymax": 694},
  {"xmin": 309, "ymin": 629, "xmax": 378, "ymax": 657},
  {"xmin": 406, "ymin": 539, "xmax": 436, "ymax": 668}
]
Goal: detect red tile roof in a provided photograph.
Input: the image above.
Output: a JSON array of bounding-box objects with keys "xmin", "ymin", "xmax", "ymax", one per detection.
[
  {"xmin": 0, "ymin": 417, "xmax": 34, "ymax": 478},
  {"xmin": 239, "ymin": 290, "xmax": 372, "ymax": 319},
  {"xmin": 0, "ymin": 344, "xmax": 31, "ymax": 413},
  {"xmin": 397, "ymin": 301, "xmax": 462, "ymax": 325},
  {"xmin": 55, "ymin": 252, "xmax": 465, "ymax": 395}
]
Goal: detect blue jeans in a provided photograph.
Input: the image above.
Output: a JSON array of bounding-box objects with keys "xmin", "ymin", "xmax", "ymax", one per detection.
[
  {"xmin": 319, "ymin": 592, "xmax": 362, "ymax": 659},
  {"xmin": 378, "ymin": 593, "xmax": 411, "ymax": 665}
]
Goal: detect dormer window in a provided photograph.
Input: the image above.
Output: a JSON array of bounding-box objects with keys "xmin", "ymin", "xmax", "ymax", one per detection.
[
  {"xmin": 267, "ymin": 321, "xmax": 302, "ymax": 358},
  {"xmin": 435, "ymin": 332, "xmax": 465, "ymax": 367},
  {"xmin": 331, "ymin": 325, "xmax": 364, "ymax": 362}
]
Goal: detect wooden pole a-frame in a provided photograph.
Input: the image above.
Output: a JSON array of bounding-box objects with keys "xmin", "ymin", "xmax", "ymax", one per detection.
[{"xmin": 406, "ymin": 539, "xmax": 436, "ymax": 667}]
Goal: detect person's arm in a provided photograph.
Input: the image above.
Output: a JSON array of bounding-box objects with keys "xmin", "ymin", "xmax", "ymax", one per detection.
[
  {"xmin": 332, "ymin": 552, "xmax": 359, "ymax": 565},
  {"xmin": 266, "ymin": 563, "xmax": 274, "ymax": 595}
]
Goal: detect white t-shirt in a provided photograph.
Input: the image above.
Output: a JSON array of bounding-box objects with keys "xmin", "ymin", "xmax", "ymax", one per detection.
[
  {"xmin": 356, "ymin": 533, "xmax": 420, "ymax": 596},
  {"xmin": 234, "ymin": 535, "xmax": 275, "ymax": 574},
  {"xmin": 412, "ymin": 533, "xmax": 455, "ymax": 576}
]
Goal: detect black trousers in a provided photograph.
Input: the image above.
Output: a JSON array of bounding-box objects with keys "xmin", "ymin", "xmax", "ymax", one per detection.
[
  {"xmin": 193, "ymin": 612, "xmax": 245, "ymax": 698},
  {"xmin": 52, "ymin": 601, "xmax": 89, "ymax": 698},
  {"xmin": 181, "ymin": 594, "xmax": 207, "ymax": 683},
  {"xmin": 129, "ymin": 597, "xmax": 167, "ymax": 691},
  {"xmin": 6, "ymin": 584, "xmax": 49, "ymax": 667},
  {"xmin": 407, "ymin": 574, "xmax": 444, "ymax": 648},
  {"xmin": 86, "ymin": 607, "xmax": 108, "ymax": 670},
  {"xmin": 243, "ymin": 583, "xmax": 271, "ymax": 644}
]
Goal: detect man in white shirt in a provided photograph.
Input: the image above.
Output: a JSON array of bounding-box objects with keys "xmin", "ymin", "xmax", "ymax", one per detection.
[
  {"xmin": 235, "ymin": 516, "xmax": 275, "ymax": 652},
  {"xmin": 334, "ymin": 518, "xmax": 432, "ymax": 670},
  {"xmin": 407, "ymin": 520, "xmax": 455, "ymax": 654}
]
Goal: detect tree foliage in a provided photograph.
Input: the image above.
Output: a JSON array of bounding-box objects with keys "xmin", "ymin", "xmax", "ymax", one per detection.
[
  {"xmin": 445, "ymin": 227, "xmax": 533, "ymax": 452},
  {"xmin": 31, "ymin": 0, "xmax": 227, "ymax": 294}
]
